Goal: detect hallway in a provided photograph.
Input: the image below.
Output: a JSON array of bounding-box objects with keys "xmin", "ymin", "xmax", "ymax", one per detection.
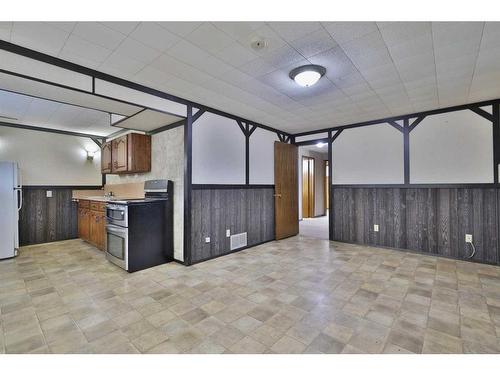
[{"xmin": 299, "ymin": 214, "xmax": 329, "ymax": 240}]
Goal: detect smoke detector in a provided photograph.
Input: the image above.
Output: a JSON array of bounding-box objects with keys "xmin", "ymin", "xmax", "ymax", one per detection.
[{"xmin": 250, "ymin": 38, "xmax": 268, "ymax": 51}]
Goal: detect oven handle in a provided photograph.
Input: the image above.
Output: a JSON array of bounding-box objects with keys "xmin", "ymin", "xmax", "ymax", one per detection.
[{"xmin": 106, "ymin": 224, "xmax": 128, "ymax": 237}]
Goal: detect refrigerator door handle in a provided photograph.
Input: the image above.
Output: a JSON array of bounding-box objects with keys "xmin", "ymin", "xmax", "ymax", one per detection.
[{"xmin": 17, "ymin": 189, "xmax": 23, "ymax": 211}]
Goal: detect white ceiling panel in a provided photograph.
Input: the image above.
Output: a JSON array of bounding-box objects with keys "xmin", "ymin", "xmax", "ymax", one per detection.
[
  {"xmin": 114, "ymin": 109, "xmax": 183, "ymax": 132},
  {"xmin": 3, "ymin": 21, "xmax": 500, "ymax": 134},
  {"xmin": 0, "ymin": 89, "xmax": 114, "ymax": 136}
]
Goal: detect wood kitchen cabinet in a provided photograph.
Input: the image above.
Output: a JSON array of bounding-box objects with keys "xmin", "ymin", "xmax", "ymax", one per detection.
[
  {"xmin": 78, "ymin": 208, "xmax": 89, "ymax": 240},
  {"xmin": 78, "ymin": 200, "xmax": 106, "ymax": 251},
  {"xmin": 102, "ymin": 133, "xmax": 151, "ymax": 174},
  {"xmin": 101, "ymin": 141, "xmax": 112, "ymax": 174}
]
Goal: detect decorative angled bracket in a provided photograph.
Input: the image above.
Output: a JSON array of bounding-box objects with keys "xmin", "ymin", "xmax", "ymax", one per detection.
[
  {"xmin": 387, "ymin": 120, "xmax": 404, "ymax": 133},
  {"xmin": 469, "ymin": 106, "xmax": 495, "ymax": 123}
]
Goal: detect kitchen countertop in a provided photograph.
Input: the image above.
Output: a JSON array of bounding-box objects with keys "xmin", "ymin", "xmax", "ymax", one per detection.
[{"xmin": 73, "ymin": 195, "xmax": 144, "ymax": 203}]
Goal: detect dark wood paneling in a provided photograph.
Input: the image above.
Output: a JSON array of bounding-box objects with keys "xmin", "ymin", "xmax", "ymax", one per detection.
[
  {"xmin": 331, "ymin": 187, "xmax": 499, "ymax": 265},
  {"xmin": 19, "ymin": 188, "xmax": 82, "ymax": 246},
  {"xmin": 191, "ymin": 187, "xmax": 275, "ymax": 263}
]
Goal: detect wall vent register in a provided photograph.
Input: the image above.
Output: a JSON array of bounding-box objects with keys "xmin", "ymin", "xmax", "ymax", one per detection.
[{"xmin": 230, "ymin": 232, "xmax": 248, "ymax": 251}]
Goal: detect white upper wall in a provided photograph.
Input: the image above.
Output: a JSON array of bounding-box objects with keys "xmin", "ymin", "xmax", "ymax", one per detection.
[
  {"xmin": 332, "ymin": 123, "xmax": 404, "ymax": 184},
  {"xmin": 192, "ymin": 112, "xmax": 245, "ymax": 184},
  {"xmin": 410, "ymin": 109, "xmax": 493, "ymax": 183},
  {"xmin": 249, "ymin": 127, "xmax": 277, "ymax": 184},
  {"xmin": 0, "ymin": 126, "xmax": 101, "ymax": 185}
]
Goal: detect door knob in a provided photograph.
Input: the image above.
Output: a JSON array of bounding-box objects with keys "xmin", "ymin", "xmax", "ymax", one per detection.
[{"xmin": 274, "ymin": 194, "xmax": 282, "ymax": 198}]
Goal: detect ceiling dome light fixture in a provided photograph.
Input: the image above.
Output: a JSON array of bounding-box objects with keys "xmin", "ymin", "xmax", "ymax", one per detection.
[{"xmin": 289, "ymin": 64, "xmax": 326, "ymax": 87}]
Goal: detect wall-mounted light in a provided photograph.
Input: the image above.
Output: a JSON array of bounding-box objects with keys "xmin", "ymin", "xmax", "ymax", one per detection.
[
  {"xmin": 86, "ymin": 149, "xmax": 96, "ymax": 161},
  {"xmin": 289, "ymin": 64, "xmax": 326, "ymax": 87},
  {"xmin": 316, "ymin": 142, "xmax": 327, "ymax": 148}
]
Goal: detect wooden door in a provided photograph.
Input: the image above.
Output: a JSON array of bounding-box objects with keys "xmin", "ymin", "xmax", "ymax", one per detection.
[
  {"xmin": 274, "ymin": 141, "xmax": 298, "ymax": 240},
  {"xmin": 101, "ymin": 142, "xmax": 112, "ymax": 174},
  {"xmin": 112, "ymin": 135, "xmax": 128, "ymax": 173},
  {"xmin": 302, "ymin": 156, "xmax": 315, "ymax": 218}
]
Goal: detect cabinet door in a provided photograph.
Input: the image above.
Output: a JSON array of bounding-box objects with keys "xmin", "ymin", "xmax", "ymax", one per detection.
[
  {"xmin": 98, "ymin": 212, "xmax": 106, "ymax": 250},
  {"xmin": 112, "ymin": 135, "xmax": 128, "ymax": 173},
  {"xmin": 89, "ymin": 211, "xmax": 96, "ymax": 245},
  {"xmin": 127, "ymin": 133, "xmax": 151, "ymax": 173},
  {"xmin": 101, "ymin": 142, "xmax": 112, "ymax": 174},
  {"xmin": 80, "ymin": 209, "xmax": 90, "ymax": 241},
  {"xmin": 78, "ymin": 208, "xmax": 85, "ymax": 238}
]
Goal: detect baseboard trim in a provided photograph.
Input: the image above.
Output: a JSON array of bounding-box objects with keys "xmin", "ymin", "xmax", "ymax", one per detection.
[
  {"xmin": 188, "ymin": 238, "xmax": 275, "ymax": 266},
  {"xmin": 331, "ymin": 238, "xmax": 500, "ymax": 267}
]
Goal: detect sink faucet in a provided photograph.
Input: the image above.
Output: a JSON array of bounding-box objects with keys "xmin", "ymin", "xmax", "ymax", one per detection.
[{"xmin": 104, "ymin": 191, "xmax": 114, "ymax": 199}]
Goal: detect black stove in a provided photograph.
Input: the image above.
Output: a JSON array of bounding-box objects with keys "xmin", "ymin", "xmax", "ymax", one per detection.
[{"xmin": 105, "ymin": 179, "xmax": 174, "ymax": 272}]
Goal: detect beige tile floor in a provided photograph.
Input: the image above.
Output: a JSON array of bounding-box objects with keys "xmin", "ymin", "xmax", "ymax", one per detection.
[{"xmin": 1, "ymin": 236, "xmax": 500, "ymax": 354}]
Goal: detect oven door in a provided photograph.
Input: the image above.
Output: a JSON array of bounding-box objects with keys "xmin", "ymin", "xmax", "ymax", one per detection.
[
  {"xmin": 106, "ymin": 224, "xmax": 128, "ymax": 270},
  {"xmin": 106, "ymin": 204, "xmax": 127, "ymax": 227}
]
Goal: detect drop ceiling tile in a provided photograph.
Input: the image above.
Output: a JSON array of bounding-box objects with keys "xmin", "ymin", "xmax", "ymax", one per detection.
[
  {"xmin": 267, "ymin": 22, "xmax": 322, "ymax": 42},
  {"xmin": 60, "ymin": 34, "xmax": 112, "ymax": 65},
  {"xmin": 0, "ymin": 22, "xmax": 12, "ymax": 40},
  {"xmin": 238, "ymin": 57, "xmax": 276, "ymax": 77},
  {"xmin": 386, "ymin": 33, "xmax": 434, "ymax": 61},
  {"xmin": 262, "ymin": 45, "xmax": 307, "ymax": 70},
  {"xmin": 480, "ymin": 22, "xmax": 500, "ymax": 50},
  {"xmin": 11, "ymin": 22, "xmax": 69, "ymax": 56},
  {"xmin": 307, "ymin": 47, "xmax": 358, "ymax": 80},
  {"xmin": 322, "ymin": 22, "xmax": 378, "ymax": 44},
  {"xmin": 100, "ymin": 22, "xmax": 139, "ymax": 35},
  {"xmin": 47, "ymin": 22, "xmax": 76, "ymax": 33},
  {"xmin": 185, "ymin": 22, "xmax": 235, "ymax": 54},
  {"xmin": 432, "ymin": 22, "xmax": 484, "ymax": 46},
  {"xmin": 290, "ymin": 28, "xmax": 338, "ymax": 58},
  {"xmin": 214, "ymin": 41, "xmax": 259, "ymax": 68},
  {"xmin": 129, "ymin": 22, "xmax": 180, "ymax": 52},
  {"xmin": 100, "ymin": 51, "xmax": 147, "ymax": 76},
  {"xmin": 157, "ymin": 22, "xmax": 203, "ymax": 37},
  {"xmin": 72, "ymin": 22, "xmax": 126, "ymax": 50},
  {"xmin": 212, "ymin": 22, "xmax": 265, "ymax": 40},
  {"xmin": 150, "ymin": 54, "xmax": 214, "ymax": 85},
  {"xmin": 218, "ymin": 68, "xmax": 254, "ymax": 86},
  {"xmin": 378, "ymin": 22, "xmax": 431, "ymax": 46},
  {"xmin": 113, "ymin": 38, "xmax": 161, "ymax": 64}
]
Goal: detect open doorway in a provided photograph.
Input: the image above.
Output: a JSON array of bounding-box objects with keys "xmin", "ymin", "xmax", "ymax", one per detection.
[{"xmin": 298, "ymin": 145, "xmax": 329, "ymax": 239}]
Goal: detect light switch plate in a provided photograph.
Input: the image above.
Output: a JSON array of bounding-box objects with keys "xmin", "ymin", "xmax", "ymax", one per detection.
[
  {"xmin": 226, "ymin": 229, "xmax": 231, "ymax": 237},
  {"xmin": 46, "ymin": 190, "xmax": 52, "ymax": 198},
  {"xmin": 374, "ymin": 224, "xmax": 379, "ymax": 232},
  {"xmin": 205, "ymin": 237, "xmax": 211, "ymax": 243},
  {"xmin": 465, "ymin": 234, "xmax": 473, "ymax": 243}
]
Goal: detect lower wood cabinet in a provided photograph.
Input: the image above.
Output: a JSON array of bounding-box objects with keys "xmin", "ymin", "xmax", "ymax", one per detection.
[{"xmin": 78, "ymin": 200, "xmax": 106, "ymax": 251}]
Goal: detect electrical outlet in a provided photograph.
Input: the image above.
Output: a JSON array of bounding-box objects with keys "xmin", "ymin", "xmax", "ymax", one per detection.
[
  {"xmin": 226, "ymin": 229, "xmax": 231, "ymax": 238},
  {"xmin": 205, "ymin": 237, "xmax": 211, "ymax": 243},
  {"xmin": 465, "ymin": 234, "xmax": 473, "ymax": 243},
  {"xmin": 46, "ymin": 190, "xmax": 52, "ymax": 198},
  {"xmin": 374, "ymin": 224, "xmax": 379, "ymax": 232}
]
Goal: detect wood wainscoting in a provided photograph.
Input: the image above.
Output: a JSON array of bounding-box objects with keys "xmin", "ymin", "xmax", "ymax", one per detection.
[
  {"xmin": 331, "ymin": 187, "xmax": 499, "ymax": 265},
  {"xmin": 19, "ymin": 186, "xmax": 101, "ymax": 246},
  {"xmin": 190, "ymin": 186, "xmax": 275, "ymax": 264}
]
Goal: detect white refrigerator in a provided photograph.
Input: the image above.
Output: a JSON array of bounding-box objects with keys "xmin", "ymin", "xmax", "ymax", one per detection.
[{"xmin": 0, "ymin": 161, "xmax": 22, "ymax": 259}]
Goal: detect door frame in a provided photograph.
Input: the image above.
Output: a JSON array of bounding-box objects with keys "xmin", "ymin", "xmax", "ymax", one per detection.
[{"xmin": 301, "ymin": 155, "xmax": 315, "ymax": 218}]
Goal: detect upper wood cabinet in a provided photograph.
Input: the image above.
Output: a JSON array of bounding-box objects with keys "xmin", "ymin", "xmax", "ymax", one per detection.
[
  {"xmin": 101, "ymin": 133, "xmax": 151, "ymax": 174},
  {"xmin": 101, "ymin": 142, "xmax": 112, "ymax": 174},
  {"xmin": 112, "ymin": 135, "xmax": 128, "ymax": 173}
]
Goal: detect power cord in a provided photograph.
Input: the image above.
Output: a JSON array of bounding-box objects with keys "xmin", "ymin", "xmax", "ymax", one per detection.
[{"xmin": 466, "ymin": 241, "xmax": 476, "ymax": 259}]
